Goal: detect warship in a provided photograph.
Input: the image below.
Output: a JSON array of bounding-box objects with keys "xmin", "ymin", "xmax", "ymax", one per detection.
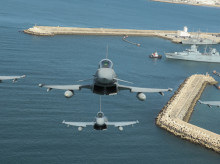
[
  {"xmin": 181, "ymin": 37, "xmax": 217, "ymax": 45},
  {"xmin": 165, "ymin": 45, "xmax": 220, "ymax": 63}
]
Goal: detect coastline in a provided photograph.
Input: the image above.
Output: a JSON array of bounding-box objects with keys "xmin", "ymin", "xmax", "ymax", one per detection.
[
  {"xmin": 151, "ymin": 0, "xmax": 220, "ymax": 8},
  {"xmin": 155, "ymin": 74, "xmax": 220, "ymax": 153}
]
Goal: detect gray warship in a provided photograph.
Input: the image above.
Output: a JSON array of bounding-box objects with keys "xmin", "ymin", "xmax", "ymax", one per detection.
[
  {"xmin": 181, "ymin": 37, "xmax": 217, "ymax": 45},
  {"xmin": 165, "ymin": 45, "xmax": 220, "ymax": 63}
]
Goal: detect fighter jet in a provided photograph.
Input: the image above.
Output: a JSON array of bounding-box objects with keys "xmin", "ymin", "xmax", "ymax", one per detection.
[
  {"xmin": 62, "ymin": 97, "xmax": 139, "ymax": 131},
  {"xmin": 198, "ymin": 100, "xmax": 220, "ymax": 108},
  {"xmin": 0, "ymin": 75, "xmax": 26, "ymax": 83},
  {"xmin": 63, "ymin": 112, "xmax": 139, "ymax": 131},
  {"xmin": 39, "ymin": 58, "xmax": 172, "ymax": 101}
]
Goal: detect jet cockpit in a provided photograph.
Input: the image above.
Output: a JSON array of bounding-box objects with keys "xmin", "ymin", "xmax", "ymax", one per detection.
[
  {"xmin": 97, "ymin": 112, "xmax": 104, "ymax": 118},
  {"xmin": 99, "ymin": 59, "xmax": 113, "ymax": 68}
]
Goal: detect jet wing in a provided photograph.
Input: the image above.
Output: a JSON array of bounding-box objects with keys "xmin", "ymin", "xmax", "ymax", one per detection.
[
  {"xmin": 198, "ymin": 100, "xmax": 220, "ymax": 108},
  {"xmin": 39, "ymin": 84, "xmax": 92, "ymax": 91},
  {"xmin": 118, "ymin": 84, "xmax": 172, "ymax": 95},
  {"xmin": 62, "ymin": 120, "xmax": 94, "ymax": 127},
  {"xmin": 106, "ymin": 120, "xmax": 139, "ymax": 127},
  {"xmin": 0, "ymin": 75, "xmax": 26, "ymax": 83}
]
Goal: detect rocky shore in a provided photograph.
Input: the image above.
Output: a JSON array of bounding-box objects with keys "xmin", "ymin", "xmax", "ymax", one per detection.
[{"xmin": 156, "ymin": 74, "xmax": 220, "ymax": 153}]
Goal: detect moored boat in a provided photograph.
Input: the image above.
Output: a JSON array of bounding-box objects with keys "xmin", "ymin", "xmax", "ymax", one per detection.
[
  {"xmin": 149, "ymin": 51, "xmax": 162, "ymax": 59},
  {"xmin": 165, "ymin": 45, "xmax": 220, "ymax": 63}
]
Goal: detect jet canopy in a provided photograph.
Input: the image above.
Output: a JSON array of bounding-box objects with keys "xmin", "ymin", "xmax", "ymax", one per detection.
[
  {"xmin": 97, "ymin": 112, "xmax": 104, "ymax": 118},
  {"xmin": 99, "ymin": 59, "xmax": 113, "ymax": 68}
]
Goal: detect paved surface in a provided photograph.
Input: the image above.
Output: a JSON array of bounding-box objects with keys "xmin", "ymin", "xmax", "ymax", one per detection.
[{"xmin": 23, "ymin": 26, "xmax": 220, "ymax": 44}]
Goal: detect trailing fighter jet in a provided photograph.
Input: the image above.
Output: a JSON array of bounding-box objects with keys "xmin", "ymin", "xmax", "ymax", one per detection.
[
  {"xmin": 62, "ymin": 97, "xmax": 139, "ymax": 131},
  {"xmin": 39, "ymin": 58, "xmax": 172, "ymax": 101},
  {"xmin": 63, "ymin": 112, "xmax": 139, "ymax": 131},
  {"xmin": 198, "ymin": 100, "xmax": 220, "ymax": 108},
  {"xmin": 0, "ymin": 75, "xmax": 26, "ymax": 83}
]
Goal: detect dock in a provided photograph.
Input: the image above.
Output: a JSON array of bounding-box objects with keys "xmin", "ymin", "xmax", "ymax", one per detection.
[
  {"xmin": 23, "ymin": 26, "xmax": 220, "ymax": 44},
  {"xmin": 156, "ymin": 74, "xmax": 220, "ymax": 153}
]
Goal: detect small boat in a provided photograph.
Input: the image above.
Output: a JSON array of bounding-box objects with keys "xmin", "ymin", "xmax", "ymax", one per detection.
[{"xmin": 149, "ymin": 52, "xmax": 162, "ymax": 59}]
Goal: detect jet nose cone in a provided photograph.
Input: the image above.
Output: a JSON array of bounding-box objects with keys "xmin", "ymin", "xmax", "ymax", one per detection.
[{"xmin": 97, "ymin": 69, "xmax": 114, "ymax": 84}]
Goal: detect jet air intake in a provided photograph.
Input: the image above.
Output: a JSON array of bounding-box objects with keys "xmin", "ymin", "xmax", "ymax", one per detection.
[{"xmin": 136, "ymin": 92, "xmax": 146, "ymax": 101}]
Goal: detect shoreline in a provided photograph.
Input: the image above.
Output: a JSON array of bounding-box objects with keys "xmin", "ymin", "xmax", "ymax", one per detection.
[
  {"xmin": 155, "ymin": 74, "xmax": 220, "ymax": 153},
  {"xmin": 151, "ymin": 0, "xmax": 220, "ymax": 8},
  {"xmin": 23, "ymin": 26, "xmax": 220, "ymax": 44}
]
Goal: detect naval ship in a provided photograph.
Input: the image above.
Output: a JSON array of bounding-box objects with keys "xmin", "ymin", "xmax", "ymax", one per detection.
[
  {"xmin": 181, "ymin": 37, "xmax": 217, "ymax": 45},
  {"xmin": 165, "ymin": 45, "xmax": 220, "ymax": 63}
]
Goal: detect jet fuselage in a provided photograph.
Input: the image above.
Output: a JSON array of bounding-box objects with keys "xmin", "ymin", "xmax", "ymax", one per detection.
[
  {"xmin": 93, "ymin": 59, "xmax": 118, "ymax": 95},
  {"xmin": 93, "ymin": 112, "xmax": 108, "ymax": 130}
]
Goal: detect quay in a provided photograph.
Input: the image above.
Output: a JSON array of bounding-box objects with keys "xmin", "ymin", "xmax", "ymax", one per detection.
[
  {"xmin": 23, "ymin": 26, "xmax": 220, "ymax": 44},
  {"xmin": 156, "ymin": 74, "xmax": 220, "ymax": 153}
]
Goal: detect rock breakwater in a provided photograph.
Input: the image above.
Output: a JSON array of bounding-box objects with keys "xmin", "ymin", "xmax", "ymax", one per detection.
[
  {"xmin": 23, "ymin": 26, "xmax": 220, "ymax": 44},
  {"xmin": 156, "ymin": 74, "xmax": 220, "ymax": 153}
]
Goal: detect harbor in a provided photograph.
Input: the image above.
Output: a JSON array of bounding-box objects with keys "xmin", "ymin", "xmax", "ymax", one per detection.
[
  {"xmin": 24, "ymin": 26, "xmax": 220, "ymax": 44},
  {"xmin": 2, "ymin": 0, "xmax": 220, "ymax": 163},
  {"xmin": 156, "ymin": 74, "xmax": 220, "ymax": 153}
]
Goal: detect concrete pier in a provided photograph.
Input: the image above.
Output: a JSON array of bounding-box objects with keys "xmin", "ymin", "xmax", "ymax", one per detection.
[
  {"xmin": 156, "ymin": 74, "xmax": 220, "ymax": 153},
  {"xmin": 23, "ymin": 26, "xmax": 220, "ymax": 44}
]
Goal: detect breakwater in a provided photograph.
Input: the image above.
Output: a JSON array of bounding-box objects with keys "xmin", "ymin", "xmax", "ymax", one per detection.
[
  {"xmin": 23, "ymin": 26, "xmax": 220, "ymax": 44},
  {"xmin": 24, "ymin": 26, "xmax": 175, "ymax": 37},
  {"xmin": 156, "ymin": 74, "xmax": 220, "ymax": 153}
]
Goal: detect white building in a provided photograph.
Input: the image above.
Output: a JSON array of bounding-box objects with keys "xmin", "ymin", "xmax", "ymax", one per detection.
[{"xmin": 177, "ymin": 26, "xmax": 191, "ymax": 37}]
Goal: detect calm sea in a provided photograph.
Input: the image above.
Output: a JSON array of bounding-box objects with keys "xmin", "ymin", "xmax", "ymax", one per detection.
[{"xmin": 0, "ymin": 0, "xmax": 220, "ymax": 163}]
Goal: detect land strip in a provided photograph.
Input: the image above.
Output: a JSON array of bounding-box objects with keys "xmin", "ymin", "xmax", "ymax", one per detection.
[
  {"xmin": 151, "ymin": 0, "xmax": 220, "ymax": 8},
  {"xmin": 23, "ymin": 26, "xmax": 220, "ymax": 44},
  {"xmin": 156, "ymin": 74, "xmax": 220, "ymax": 153}
]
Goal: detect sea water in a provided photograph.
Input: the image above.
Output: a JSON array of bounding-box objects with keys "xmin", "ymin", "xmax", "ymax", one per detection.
[{"xmin": 0, "ymin": 0, "xmax": 220, "ymax": 163}]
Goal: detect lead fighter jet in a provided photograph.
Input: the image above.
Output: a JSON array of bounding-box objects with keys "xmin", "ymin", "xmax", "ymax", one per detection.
[
  {"xmin": 39, "ymin": 58, "xmax": 172, "ymax": 101},
  {"xmin": 0, "ymin": 75, "xmax": 26, "ymax": 83}
]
